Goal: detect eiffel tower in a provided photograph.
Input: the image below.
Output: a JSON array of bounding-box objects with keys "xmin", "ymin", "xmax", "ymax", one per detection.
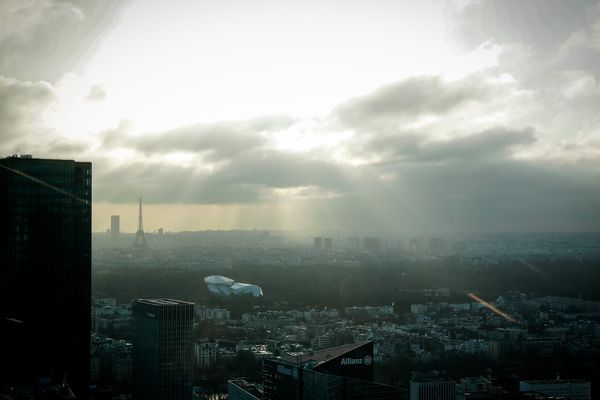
[{"xmin": 133, "ymin": 195, "xmax": 148, "ymax": 248}]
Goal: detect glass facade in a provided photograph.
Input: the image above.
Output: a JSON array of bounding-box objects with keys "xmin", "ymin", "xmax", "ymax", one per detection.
[
  {"xmin": 0, "ymin": 156, "xmax": 91, "ymax": 398},
  {"xmin": 132, "ymin": 299, "xmax": 194, "ymax": 400}
]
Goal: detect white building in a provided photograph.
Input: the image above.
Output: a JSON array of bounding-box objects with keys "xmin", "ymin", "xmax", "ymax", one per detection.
[
  {"xmin": 456, "ymin": 377, "xmax": 493, "ymax": 400},
  {"xmin": 196, "ymin": 305, "xmax": 231, "ymax": 321},
  {"xmin": 311, "ymin": 334, "xmax": 331, "ymax": 350},
  {"xmin": 204, "ymin": 275, "xmax": 263, "ymax": 297},
  {"xmin": 519, "ymin": 379, "xmax": 590, "ymax": 400},
  {"xmin": 410, "ymin": 304, "xmax": 428, "ymax": 314},
  {"xmin": 345, "ymin": 305, "xmax": 394, "ymax": 317}
]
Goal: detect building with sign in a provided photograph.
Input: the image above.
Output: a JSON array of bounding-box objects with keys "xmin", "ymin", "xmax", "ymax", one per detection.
[{"xmin": 260, "ymin": 341, "xmax": 407, "ymax": 400}]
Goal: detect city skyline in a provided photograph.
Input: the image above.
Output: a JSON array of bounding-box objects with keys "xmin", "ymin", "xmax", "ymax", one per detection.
[{"xmin": 1, "ymin": 0, "xmax": 600, "ymax": 233}]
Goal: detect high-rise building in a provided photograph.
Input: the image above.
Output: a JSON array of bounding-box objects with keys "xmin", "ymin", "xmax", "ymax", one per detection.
[
  {"xmin": 410, "ymin": 374, "xmax": 456, "ymax": 400},
  {"xmin": 363, "ymin": 237, "xmax": 382, "ymax": 252},
  {"xmin": 519, "ymin": 379, "xmax": 590, "ymax": 400},
  {"xmin": 133, "ymin": 299, "xmax": 194, "ymax": 400},
  {"xmin": 0, "ymin": 155, "xmax": 92, "ymax": 398},
  {"xmin": 314, "ymin": 236, "xmax": 323, "ymax": 249},
  {"xmin": 111, "ymin": 215, "xmax": 120, "ymax": 238},
  {"xmin": 347, "ymin": 236, "xmax": 360, "ymax": 250},
  {"xmin": 429, "ymin": 238, "xmax": 446, "ymax": 254},
  {"xmin": 194, "ymin": 340, "xmax": 218, "ymax": 370}
]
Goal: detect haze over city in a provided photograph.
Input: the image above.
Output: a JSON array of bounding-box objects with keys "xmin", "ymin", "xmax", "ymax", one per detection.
[
  {"xmin": 2, "ymin": 0, "xmax": 600, "ymax": 233},
  {"xmin": 3, "ymin": 2, "xmax": 600, "ymax": 399}
]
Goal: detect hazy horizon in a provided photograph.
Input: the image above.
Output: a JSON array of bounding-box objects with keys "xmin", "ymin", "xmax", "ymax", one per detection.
[{"xmin": 2, "ymin": 0, "xmax": 600, "ymax": 232}]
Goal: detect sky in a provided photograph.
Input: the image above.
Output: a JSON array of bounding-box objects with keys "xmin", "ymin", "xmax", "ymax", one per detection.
[{"xmin": 1, "ymin": 0, "xmax": 599, "ymax": 233}]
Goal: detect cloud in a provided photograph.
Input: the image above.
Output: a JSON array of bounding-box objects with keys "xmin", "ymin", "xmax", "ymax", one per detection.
[
  {"xmin": 450, "ymin": 1, "xmax": 600, "ymax": 87},
  {"xmin": 382, "ymin": 157, "xmax": 600, "ymax": 231},
  {"xmin": 550, "ymin": 7, "xmax": 600, "ymax": 72},
  {"xmin": 453, "ymin": 0, "xmax": 598, "ymax": 51},
  {"xmin": 102, "ymin": 115, "xmax": 294, "ymax": 161},
  {"xmin": 0, "ymin": 0, "xmax": 125, "ymax": 82},
  {"xmin": 0, "ymin": 0, "xmax": 83, "ymax": 44},
  {"xmin": 0, "ymin": 76, "xmax": 56, "ymax": 146},
  {"xmin": 88, "ymin": 109, "xmax": 600, "ymax": 232},
  {"xmin": 86, "ymin": 67, "xmax": 600, "ymax": 231},
  {"xmin": 361, "ymin": 127, "xmax": 536, "ymax": 163},
  {"xmin": 93, "ymin": 147, "xmax": 354, "ymax": 205},
  {"xmin": 86, "ymin": 84, "xmax": 106, "ymax": 101},
  {"xmin": 333, "ymin": 75, "xmax": 492, "ymax": 129}
]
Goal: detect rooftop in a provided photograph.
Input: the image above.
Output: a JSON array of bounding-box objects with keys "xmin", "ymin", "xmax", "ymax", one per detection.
[
  {"xmin": 521, "ymin": 379, "xmax": 590, "ymax": 385},
  {"xmin": 280, "ymin": 341, "xmax": 371, "ymax": 366},
  {"xmin": 136, "ymin": 298, "xmax": 194, "ymax": 307},
  {"xmin": 228, "ymin": 379, "xmax": 262, "ymax": 399}
]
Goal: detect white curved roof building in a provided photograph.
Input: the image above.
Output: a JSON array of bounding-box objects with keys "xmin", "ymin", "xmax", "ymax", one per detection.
[{"xmin": 204, "ymin": 275, "xmax": 263, "ymax": 298}]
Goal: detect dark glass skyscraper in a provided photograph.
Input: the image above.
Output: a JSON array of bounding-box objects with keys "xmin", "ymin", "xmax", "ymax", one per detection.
[
  {"xmin": 0, "ymin": 155, "xmax": 92, "ymax": 398},
  {"xmin": 133, "ymin": 299, "xmax": 194, "ymax": 400}
]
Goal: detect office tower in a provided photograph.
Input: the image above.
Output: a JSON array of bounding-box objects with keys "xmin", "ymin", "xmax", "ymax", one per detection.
[
  {"xmin": 194, "ymin": 340, "xmax": 218, "ymax": 370},
  {"xmin": 0, "ymin": 155, "xmax": 92, "ymax": 398},
  {"xmin": 429, "ymin": 237, "xmax": 446, "ymax": 254},
  {"xmin": 323, "ymin": 237, "xmax": 332, "ymax": 249},
  {"xmin": 347, "ymin": 236, "xmax": 360, "ymax": 250},
  {"xmin": 410, "ymin": 374, "xmax": 456, "ymax": 400},
  {"xmin": 363, "ymin": 237, "xmax": 382, "ymax": 252},
  {"xmin": 111, "ymin": 215, "xmax": 120, "ymax": 238},
  {"xmin": 133, "ymin": 299, "xmax": 194, "ymax": 400},
  {"xmin": 314, "ymin": 236, "xmax": 322, "ymax": 249}
]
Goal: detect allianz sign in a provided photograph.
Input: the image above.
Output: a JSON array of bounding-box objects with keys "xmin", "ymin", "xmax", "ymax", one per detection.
[{"xmin": 340, "ymin": 355, "xmax": 373, "ymax": 366}]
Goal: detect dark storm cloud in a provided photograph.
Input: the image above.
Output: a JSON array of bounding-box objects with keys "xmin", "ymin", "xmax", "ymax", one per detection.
[
  {"xmin": 91, "ymin": 109, "xmax": 600, "ymax": 231},
  {"xmin": 362, "ymin": 127, "xmax": 536, "ymax": 163},
  {"xmin": 333, "ymin": 75, "xmax": 491, "ymax": 128},
  {"xmin": 93, "ymin": 148, "xmax": 353, "ymax": 204},
  {"xmin": 381, "ymin": 158, "xmax": 600, "ymax": 231},
  {"xmin": 208, "ymin": 150, "xmax": 352, "ymax": 191},
  {"xmin": 273, "ymin": 152, "xmax": 600, "ymax": 232},
  {"xmin": 93, "ymin": 161, "xmax": 265, "ymax": 205},
  {"xmin": 0, "ymin": 76, "xmax": 55, "ymax": 144},
  {"xmin": 102, "ymin": 115, "xmax": 294, "ymax": 161}
]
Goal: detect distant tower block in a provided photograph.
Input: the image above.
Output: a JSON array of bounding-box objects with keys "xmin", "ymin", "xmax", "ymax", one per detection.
[
  {"xmin": 314, "ymin": 237, "xmax": 323, "ymax": 249},
  {"xmin": 134, "ymin": 196, "xmax": 148, "ymax": 248},
  {"xmin": 111, "ymin": 215, "xmax": 120, "ymax": 238}
]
